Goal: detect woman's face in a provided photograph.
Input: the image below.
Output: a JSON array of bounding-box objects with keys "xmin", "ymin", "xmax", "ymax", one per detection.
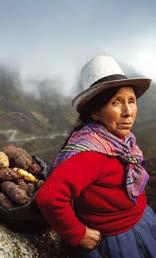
[{"xmin": 91, "ymin": 86, "xmax": 137, "ymax": 138}]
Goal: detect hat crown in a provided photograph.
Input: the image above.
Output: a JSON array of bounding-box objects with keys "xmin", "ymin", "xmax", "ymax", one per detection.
[{"xmin": 81, "ymin": 54, "xmax": 125, "ymax": 90}]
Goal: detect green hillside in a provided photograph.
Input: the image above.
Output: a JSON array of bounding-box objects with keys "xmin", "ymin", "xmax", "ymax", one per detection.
[
  {"xmin": 0, "ymin": 66, "xmax": 156, "ymax": 210},
  {"xmin": 0, "ymin": 66, "xmax": 155, "ymax": 167},
  {"xmin": 0, "ymin": 68, "xmax": 77, "ymax": 163}
]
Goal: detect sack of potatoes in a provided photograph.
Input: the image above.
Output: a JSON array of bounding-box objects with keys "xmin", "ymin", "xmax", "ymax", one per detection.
[{"xmin": 0, "ymin": 144, "xmax": 49, "ymax": 233}]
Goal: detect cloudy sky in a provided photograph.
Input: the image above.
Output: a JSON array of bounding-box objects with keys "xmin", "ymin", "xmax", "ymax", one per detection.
[{"xmin": 0, "ymin": 0, "xmax": 156, "ymax": 94}]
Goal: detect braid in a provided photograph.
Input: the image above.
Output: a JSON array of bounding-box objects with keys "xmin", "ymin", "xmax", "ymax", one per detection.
[
  {"xmin": 52, "ymin": 86, "xmax": 124, "ymax": 162},
  {"xmin": 60, "ymin": 86, "xmax": 122, "ymax": 151}
]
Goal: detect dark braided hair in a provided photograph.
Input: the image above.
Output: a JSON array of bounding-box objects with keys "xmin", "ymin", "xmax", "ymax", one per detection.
[{"xmin": 60, "ymin": 86, "xmax": 123, "ymax": 150}]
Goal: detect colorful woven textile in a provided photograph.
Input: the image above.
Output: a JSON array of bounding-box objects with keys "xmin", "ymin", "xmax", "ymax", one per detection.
[{"xmin": 52, "ymin": 122, "xmax": 149, "ymax": 202}]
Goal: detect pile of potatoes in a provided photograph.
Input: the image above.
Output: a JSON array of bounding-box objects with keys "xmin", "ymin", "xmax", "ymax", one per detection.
[{"xmin": 0, "ymin": 144, "xmax": 45, "ymax": 209}]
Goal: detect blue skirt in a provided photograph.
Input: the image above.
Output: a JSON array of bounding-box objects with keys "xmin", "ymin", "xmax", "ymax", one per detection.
[{"xmin": 69, "ymin": 206, "xmax": 156, "ymax": 258}]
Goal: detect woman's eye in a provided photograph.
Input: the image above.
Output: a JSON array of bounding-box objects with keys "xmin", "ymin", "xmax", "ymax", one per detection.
[
  {"xmin": 112, "ymin": 100, "xmax": 120, "ymax": 106},
  {"xmin": 129, "ymin": 99, "xmax": 136, "ymax": 104}
]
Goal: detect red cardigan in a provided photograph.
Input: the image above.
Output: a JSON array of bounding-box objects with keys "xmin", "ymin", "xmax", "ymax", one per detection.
[{"xmin": 35, "ymin": 151, "xmax": 146, "ymax": 246}]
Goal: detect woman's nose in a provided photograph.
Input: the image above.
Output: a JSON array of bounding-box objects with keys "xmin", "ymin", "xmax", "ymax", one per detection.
[{"xmin": 122, "ymin": 103, "xmax": 131, "ymax": 116}]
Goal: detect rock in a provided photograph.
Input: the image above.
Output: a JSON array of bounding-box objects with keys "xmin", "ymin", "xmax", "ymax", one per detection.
[
  {"xmin": 0, "ymin": 223, "xmax": 68, "ymax": 258},
  {"xmin": 30, "ymin": 228, "xmax": 68, "ymax": 258},
  {"xmin": 0, "ymin": 224, "xmax": 38, "ymax": 258}
]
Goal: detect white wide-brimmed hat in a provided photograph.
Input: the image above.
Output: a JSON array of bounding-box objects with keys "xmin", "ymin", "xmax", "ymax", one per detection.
[{"xmin": 72, "ymin": 54, "xmax": 151, "ymax": 112}]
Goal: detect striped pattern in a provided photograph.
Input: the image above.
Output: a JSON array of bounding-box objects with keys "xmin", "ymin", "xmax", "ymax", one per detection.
[
  {"xmin": 62, "ymin": 144, "xmax": 90, "ymax": 152},
  {"xmin": 52, "ymin": 122, "xmax": 149, "ymax": 202}
]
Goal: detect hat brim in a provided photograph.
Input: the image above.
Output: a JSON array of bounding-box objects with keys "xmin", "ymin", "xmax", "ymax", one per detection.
[{"xmin": 72, "ymin": 78, "xmax": 151, "ymax": 112}]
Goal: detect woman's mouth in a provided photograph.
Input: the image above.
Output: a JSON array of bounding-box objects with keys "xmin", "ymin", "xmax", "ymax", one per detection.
[{"xmin": 118, "ymin": 123, "xmax": 132, "ymax": 128}]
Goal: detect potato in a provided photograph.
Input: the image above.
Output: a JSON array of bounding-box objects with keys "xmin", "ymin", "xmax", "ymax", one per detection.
[
  {"xmin": 1, "ymin": 181, "xmax": 29, "ymax": 205},
  {"xmin": 27, "ymin": 183, "xmax": 35, "ymax": 197},
  {"xmin": 0, "ymin": 168, "xmax": 21, "ymax": 181},
  {"xmin": 28, "ymin": 163, "xmax": 42, "ymax": 175},
  {"xmin": 0, "ymin": 192, "xmax": 14, "ymax": 209},
  {"xmin": 35, "ymin": 180, "xmax": 44, "ymax": 190},
  {"xmin": 16, "ymin": 179, "xmax": 28, "ymax": 192},
  {"xmin": 2, "ymin": 144, "xmax": 32, "ymax": 170},
  {"xmin": 0, "ymin": 152, "xmax": 9, "ymax": 168},
  {"xmin": 13, "ymin": 168, "xmax": 38, "ymax": 183}
]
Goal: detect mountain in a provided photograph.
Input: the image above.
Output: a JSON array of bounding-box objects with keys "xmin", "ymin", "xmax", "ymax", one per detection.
[
  {"xmin": 0, "ymin": 64, "xmax": 156, "ymax": 164},
  {"xmin": 119, "ymin": 62, "xmax": 156, "ymax": 159},
  {"xmin": 132, "ymin": 83, "xmax": 156, "ymax": 159},
  {"xmin": 0, "ymin": 64, "xmax": 156, "ymax": 211},
  {"xmin": 0, "ymin": 68, "xmax": 77, "ymax": 163}
]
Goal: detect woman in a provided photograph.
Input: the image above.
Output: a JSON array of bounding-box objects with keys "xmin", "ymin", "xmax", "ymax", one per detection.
[{"xmin": 35, "ymin": 54, "xmax": 156, "ymax": 257}]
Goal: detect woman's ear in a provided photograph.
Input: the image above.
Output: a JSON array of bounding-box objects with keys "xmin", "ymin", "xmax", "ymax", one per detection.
[{"xmin": 91, "ymin": 111, "xmax": 99, "ymax": 121}]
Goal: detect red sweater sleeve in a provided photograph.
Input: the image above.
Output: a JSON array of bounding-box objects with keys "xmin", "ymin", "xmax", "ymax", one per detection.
[{"xmin": 35, "ymin": 151, "xmax": 105, "ymax": 246}]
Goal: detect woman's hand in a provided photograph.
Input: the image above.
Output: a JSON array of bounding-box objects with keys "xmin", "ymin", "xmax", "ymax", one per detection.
[{"xmin": 80, "ymin": 226, "xmax": 102, "ymax": 250}]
